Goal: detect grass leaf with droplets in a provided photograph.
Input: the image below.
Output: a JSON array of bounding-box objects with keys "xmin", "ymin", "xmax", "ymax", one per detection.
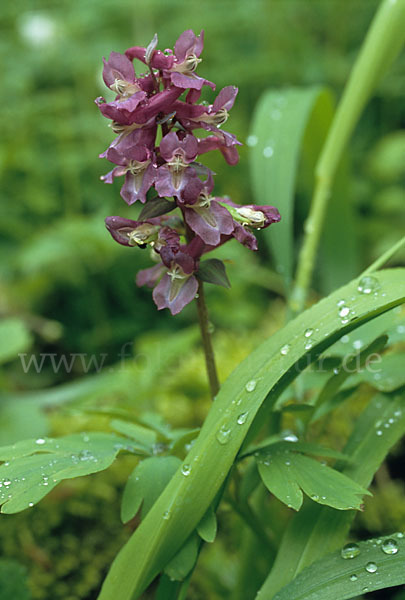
[{"xmin": 273, "ymin": 533, "xmax": 405, "ymax": 600}]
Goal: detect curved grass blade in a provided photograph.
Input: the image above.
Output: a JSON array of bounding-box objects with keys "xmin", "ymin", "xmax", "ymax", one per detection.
[
  {"xmin": 273, "ymin": 533, "xmax": 405, "ymax": 600},
  {"xmin": 249, "ymin": 87, "xmax": 334, "ymax": 288},
  {"xmin": 98, "ymin": 269, "xmax": 405, "ymax": 600}
]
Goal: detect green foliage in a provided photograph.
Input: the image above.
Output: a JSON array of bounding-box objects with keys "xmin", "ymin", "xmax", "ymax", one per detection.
[
  {"xmin": 274, "ymin": 533, "xmax": 405, "ymax": 600},
  {"xmin": 121, "ymin": 456, "xmax": 181, "ymax": 523},
  {"xmin": 98, "ymin": 270, "xmax": 405, "ymax": 599},
  {"xmin": 249, "ymin": 87, "xmax": 334, "ymax": 288},
  {"xmin": 0, "ymin": 433, "xmax": 144, "ymax": 514}
]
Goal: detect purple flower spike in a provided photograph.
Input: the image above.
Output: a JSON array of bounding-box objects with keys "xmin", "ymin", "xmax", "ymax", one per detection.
[{"xmin": 98, "ymin": 29, "xmax": 280, "ymax": 315}]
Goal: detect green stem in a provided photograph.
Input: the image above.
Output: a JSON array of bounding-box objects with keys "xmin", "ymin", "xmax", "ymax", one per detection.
[
  {"xmin": 361, "ymin": 235, "xmax": 405, "ymax": 276},
  {"xmin": 196, "ymin": 280, "xmax": 220, "ymax": 400},
  {"xmin": 290, "ymin": 0, "xmax": 405, "ymax": 315}
]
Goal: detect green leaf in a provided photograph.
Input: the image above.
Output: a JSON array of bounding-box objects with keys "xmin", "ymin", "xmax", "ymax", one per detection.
[
  {"xmin": 357, "ymin": 352, "xmax": 405, "ymax": 392},
  {"xmin": 0, "ymin": 318, "xmax": 33, "ymax": 364},
  {"xmin": 163, "ymin": 533, "xmax": 200, "ymax": 581},
  {"xmin": 196, "ymin": 504, "xmax": 217, "ymax": 543},
  {"xmin": 274, "ymin": 533, "xmax": 405, "ymax": 600},
  {"xmin": 249, "ymin": 87, "xmax": 334, "ymax": 287},
  {"xmin": 98, "ymin": 269, "xmax": 405, "ymax": 600},
  {"xmin": 0, "ymin": 432, "xmax": 140, "ymax": 514},
  {"xmin": 197, "ymin": 258, "xmax": 231, "ymax": 288},
  {"xmin": 259, "ymin": 392, "xmax": 405, "ymax": 598},
  {"xmin": 121, "ymin": 456, "xmax": 181, "ymax": 523},
  {"xmin": 257, "ymin": 450, "xmax": 368, "ymax": 512},
  {"xmin": 138, "ymin": 197, "xmax": 176, "ymax": 219},
  {"xmin": 110, "ymin": 419, "xmax": 157, "ymax": 452}
]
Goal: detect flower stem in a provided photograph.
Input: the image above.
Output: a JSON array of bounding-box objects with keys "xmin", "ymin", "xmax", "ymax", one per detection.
[
  {"xmin": 290, "ymin": 0, "xmax": 405, "ymax": 315},
  {"xmin": 196, "ymin": 281, "xmax": 220, "ymax": 399}
]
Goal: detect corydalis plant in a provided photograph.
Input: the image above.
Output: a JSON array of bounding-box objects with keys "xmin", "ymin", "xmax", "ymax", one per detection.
[{"xmin": 96, "ymin": 30, "xmax": 281, "ymax": 316}]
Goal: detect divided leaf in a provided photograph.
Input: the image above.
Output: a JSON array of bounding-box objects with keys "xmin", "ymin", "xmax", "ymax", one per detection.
[
  {"xmin": 0, "ymin": 433, "xmax": 142, "ymax": 514},
  {"xmin": 121, "ymin": 456, "xmax": 181, "ymax": 523},
  {"xmin": 257, "ymin": 449, "xmax": 369, "ymax": 511}
]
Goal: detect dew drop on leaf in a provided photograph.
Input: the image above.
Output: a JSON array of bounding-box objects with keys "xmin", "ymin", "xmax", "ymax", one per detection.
[
  {"xmin": 365, "ymin": 561, "xmax": 377, "ymax": 573},
  {"xmin": 357, "ymin": 275, "xmax": 380, "ymax": 295},
  {"xmin": 304, "ymin": 328, "xmax": 314, "ymax": 338},
  {"xmin": 216, "ymin": 425, "xmax": 231, "ymax": 445},
  {"xmin": 381, "ymin": 539, "xmax": 398, "ymax": 555},
  {"xmin": 162, "ymin": 510, "xmax": 171, "ymax": 520},
  {"xmin": 341, "ymin": 543, "xmax": 361, "ymax": 559},
  {"xmin": 237, "ymin": 412, "xmax": 248, "ymax": 425},
  {"xmin": 350, "ymin": 574, "xmax": 358, "ymax": 581},
  {"xmin": 245, "ymin": 380, "xmax": 257, "ymax": 392},
  {"xmin": 28, "ymin": 502, "xmax": 34, "ymax": 507},
  {"xmin": 280, "ymin": 344, "xmax": 291, "ymax": 356},
  {"xmin": 36, "ymin": 438, "xmax": 46, "ymax": 445},
  {"xmin": 181, "ymin": 464, "xmax": 191, "ymax": 476},
  {"xmin": 339, "ymin": 306, "xmax": 350, "ymax": 319}
]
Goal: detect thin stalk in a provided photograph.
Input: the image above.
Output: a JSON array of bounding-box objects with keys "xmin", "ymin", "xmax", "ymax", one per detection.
[
  {"xmin": 361, "ymin": 235, "xmax": 405, "ymax": 276},
  {"xmin": 290, "ymin": 0, "xmax": 405, "ymax": 315},
  {"xmin": 196, "ymin": 280, "xmax": 220, "ymax": 399}
]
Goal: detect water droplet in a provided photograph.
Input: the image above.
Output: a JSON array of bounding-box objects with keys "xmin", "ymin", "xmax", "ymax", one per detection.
[
  {"xmin": 350, "ymin": 574, "xmax": 358, "ymax": 581},
  {"xmin": 353, "ymin": 340, "xmax": 363, "ymax": 350},
  {"xmin": 82, "ymin": 434, "xmax": 90, "ymax": 442},
  {"xmin": 36, "ymin": 438, "xmax": 46, "ymax": 445},
  {"xmin": 246, "ymin": 135, "xmax": 258, "ymax": 147},
  {"xmin": 280, "ymin": 344, "xmax": 291, "ymax": 356},
  {"xmin": 304, "ymin": 328, "xmax": 314, "ymax": 338},
  {"xmin": 365, "ymin": 561, "xmax": 377, "ymax": 573},
  {"xmin": 245, "ymin": 380, "xmax": 257, "ymax": 392},
  {"xmin": 376, "ymin": 430, "xmax": 383, "ymax": 436},
  {"xmin": 339, "ymin": 306, "xmax": 350, "ymax": 318},
  {"xmin": 341, "ymin": 335, "xmax": 350, "ymax": 344},
  {"xmin": 333, "ymin": 367, "xmax": 339, "ymax": 375},
  {"xmin": 216, "ymin": 425, "xmax": 231, "ymax": 445},
  {"xmin": 394, "ymin": 410, "xmax": 402, "ymax": 418},
  {"xmin": 341, "ymin": 542, "xmax": 361, "ymax": 559},
  {"xmin": 263, "ymin": 146, "xmax": 274, "ymax": 158},
  {"xmin": 282, "ymin": 432, "xmax": 298, "ymax": 442},
  {"xmin": 3, "ymin": 480, "xmax": 11, "ymax": 487},
  {"xmin": 337, "ymin": 299, "xmax": 346, "ymax": 307},
  {"xmin": 305, "ymin": 341, "xmax": 313, "ymax": 350},
  {"xmin": 237, "ymin": 412, "xmax": 249, "ymax": 425},
  {"xmin": 28, "ymin": 502, "xmax": 34, "ymax": 507},
  {"xmin": 357, "ymin": 275, "xmax": 380, "ymax": 295},
  {"xmin": 311, "ymin": 494, "xmax": 319, "ymax": 501},
  {"xmin": 181, "ymin": 464, "xmax": 191, "ymax": 476},
  {"xmin": 163, "ymin": 510, "xmax": 171, "ymax": 520},
  {"xmin": 285, "ymin": 459, "xmax": 291, "ymax": 466},
  {"xmin": 362, "ymin": 587, "xmax": 369, "ymax": 593},
  {"xmin": 397, "ymin": 532, "xmax": 404, "ymax": 539},
  {"xmin": 382, "ymin": 538, "xmax": 398, "ymax": 555}
]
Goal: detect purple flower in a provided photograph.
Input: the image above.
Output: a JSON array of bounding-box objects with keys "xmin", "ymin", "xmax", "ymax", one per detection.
[
  {"xmin": 101, "ymin": 145, "xmax": 155, "ymax": 204},
  {"xmin": 105, "ymin": 216, "xmax": 160, "ymax": 246},
  {"xmin": 179, "ymin": 173, "xmax": 234, "ymax": 245},
  {"xmin": 155, "ymin": 131, "xmax": 201, "ymax": 197}
]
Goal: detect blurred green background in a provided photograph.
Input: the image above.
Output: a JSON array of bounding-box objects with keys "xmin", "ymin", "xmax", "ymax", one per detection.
[{"xmin": 0, "ymin": 0, "xmax": 404, "ymax": 598}]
